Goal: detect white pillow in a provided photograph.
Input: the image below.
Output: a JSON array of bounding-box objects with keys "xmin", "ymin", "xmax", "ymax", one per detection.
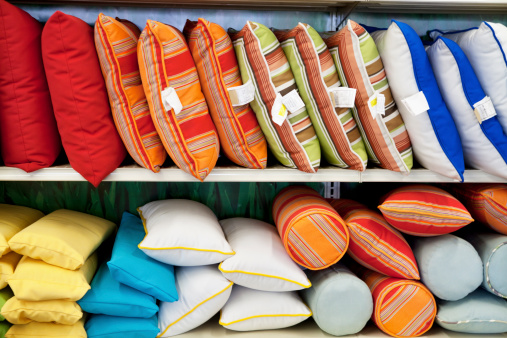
[
  {"xmin": 138, "ymin": 200, "xmax": 234, "ymax": 266},
  {"xmin": 219, "ymin": 285, "xmax": 311, "ymax": 331},
  {"xmin": 427, "ymin": 37, "xmax": 507, "ymax": 179},
  {"xmin": 158, "ymin": 265, "xmax": 232, "ymax": 337},
  {"xmin": 219, "ymin": 218, "xmax": 311, "ymax": 292}
]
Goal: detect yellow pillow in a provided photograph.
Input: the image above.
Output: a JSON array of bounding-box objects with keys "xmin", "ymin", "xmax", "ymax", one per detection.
[
  {"xmin": 8, "ymin": 209, "xmax": 115, "ymax": 270},
  {"xmin": 0, "ymin": 204, "xmax": 43, "ymax": 257},
  {"xmin": 5, "ymin": 318, "xmax": 86, "ymax": 337},
  {"xmin": 1, "ymin": 297, "xmax": 82, "ymax": 325},
  {"xmin": 7, "ymin": 254, "xmax": 97, "ymax": 301},
  {"xmin": 0, "ymin": 251, "xmax": 22, "ymax": 289}
]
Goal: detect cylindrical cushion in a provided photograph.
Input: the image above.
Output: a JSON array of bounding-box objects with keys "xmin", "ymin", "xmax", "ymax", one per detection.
[
  {"xmin": 273, "ymin": 186, "xmax": 349, "ymax": 270},
  {"xmin": 411, "ymin": 234, "xmax": 483, "ymax": 301},
  {"xmin": 301, "ymin": 264, "xmax": 372, "ymax": 336},
  {"xmin": 361, "ymin": 269, "xmax": 436, "ymax": 338}
]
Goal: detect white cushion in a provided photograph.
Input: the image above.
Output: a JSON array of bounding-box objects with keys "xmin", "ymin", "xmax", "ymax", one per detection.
[
  {"xmin": 138, "ymin": 200, "xmax": 234, "ymax": 266},
  {"xmin": 219, "ymin": 218, "xmax": 311, "ymax": 292},
  {"xmin": 158, "ymin": 265, "xmax": 232, "ymax": 337},
  {"xmin": 219, "ymin": 285, "xmax": 311, "ymax": 331}
]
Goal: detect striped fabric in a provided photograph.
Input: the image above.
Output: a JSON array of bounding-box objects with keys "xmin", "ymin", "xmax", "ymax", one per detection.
[
  {"xmin": 360, "ymin": 269, "xmax": 436, "ymax": 338},
  {"xmin": 138, "ymin": 20, "xmax": 219, "ymax": 181},
  {"xmin": 273, "ymin": 186, "xmax": 349, "ymax": 270},
  {"xmin": 229, "ymin": 22, "xmax": 320, "ymax": 173},
  {"xmin": 95, "ymin": 14, "xmax": 166, "ymax": 172},
  {"xmin": 327, "ymin": 198, "xmax": 369, "ymax": 220},
  {"xmin": 325, "ymin": 20, "xmax": 413, "ymax": 173},
  {"xmin": 184, "ymin": 19, "xmax": 267, "ymax": 169},
  {"xmin": 274, "ymin": 23, "xmax": 368, "ymax": 171},
  {"xmin": 379, "ymin": 185, "xmax": 473, "ymax": 236}
]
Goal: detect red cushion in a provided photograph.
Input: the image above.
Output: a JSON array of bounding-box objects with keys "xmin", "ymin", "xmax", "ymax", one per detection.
[
  {"xmin": 42, "ymin": 11, "xmax": 126, "ymax": 187},
  {"xmin": 0, "ymin": 1, "xmax": 61, "ymax": 172}
]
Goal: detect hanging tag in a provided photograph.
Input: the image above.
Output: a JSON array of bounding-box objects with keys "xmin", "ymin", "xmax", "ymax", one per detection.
[
  {"xmin": 328, "ymin": 87, "xmax": 357, "ymax": 108},
  {"xmin": 227, "ymin": 80, "xmax": 255, "ymax": 106},
  {"xmin": 271, "ymin": 93, "xmax": 288, "ymax": 126},
  {"xmin": 473, "ymin": 96, "xmax": 497, "ymax": 124},
  {"xmin": 161, "ymin": 87, "xmax": 183, "ymax": 115},
  {"xmin": 401, "ymin": 91, "xmax": 429, "ymax": 116},
  {"xmin": 281, "ymin": 89, "xmax": 306, "ymax": 114},
  {"xmin": 368, "ymin": 92, "xmax": 385, "ymax": 119},
  {"xmin": 376, "ymin": 93, "xmax": 386, "ymax": 117},
  {"xmin": 368, "ymin": 92, "xmax": 379, "ymax": 119}
]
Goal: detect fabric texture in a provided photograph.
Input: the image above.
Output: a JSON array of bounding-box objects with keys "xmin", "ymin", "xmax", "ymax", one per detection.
[
  {"xmin": 327, "ymin": 198, "xmax": 369, "ymax": 219},
  {"xmin": 1, "ymin": 297, "xmax": 82, "ymax": 325},
  {"xmin": 5, "ymin": 318, "xmax": 86, "ymax": 338},
  {"xmin": 0, "ymin": 252, "xmax": 22, "ymax": 289},
  {"xmin": 85, "ymin": 314, "xmax": 159, "ymax": 338}
]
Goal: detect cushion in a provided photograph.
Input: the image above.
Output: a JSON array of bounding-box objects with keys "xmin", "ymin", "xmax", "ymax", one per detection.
[
  {"xmin": 325, "ymin": 20, "xmax": 413, "ymax": 173},
  {"xmin": 0, "ymin": 322, "xmax": 10, "ymax": 337},
  {"xmin": 430, "ymin": 22, "xmax": 507, "ymax": 133},
  {"xmin": 184, "ymin": 19, "xmax": 267, "ymax": 169},
  {"xmin": 300, "ymin": 264, "xmax": 372, "ymax": 336},
  {"xmin": 272, "ymin": 186, "xmax": 349, "ymax": 270},
  {"xmin": 78, "ymin": 261, "xmax": 158, "ymax": 318},
  {"xmin": 1, "ymin": 297, "xmax": 82, "ymax": 325},
  {"xmin": 378, "ymin": 185, "xmax": 473, "ymax": 236},
  {"xmin": 219, "ymin": 285, "xmax": 311, "ymax": 331},
  {"xmin": 94, "ymin": 14, "xmax": 166, "ymax": 172},
  {"xmin": 0, "ymin": 252, "xmax": 22, "ymax": 289},
  {"xmin": 138, "ymin": 199, "xmax": 233, "ymax": 266},
  {"xmin": 5, "ymin": 318, "xmax": 86, "ymax": 338},
  {"xmin": 0, "ymin": 1, "xmax": 61, "ymax": 173},
  {"xmin": 411, "ymin": 234, "xmax": 483, "ymax": 301},
  {"xmin": 41, "ymin": 11, "xmax": 126, "ymax": 187},
  {"xmin": 229, "ymin": 21, "xmax": 321, "ymax": 173},
  {"xmin": 360, "ymin": 269, "xmax": 436, "ymax": 338},
  {"xmin": 8, "ymin": 209, "xmax": 115, "ymax": 270},
  {"xmin": 370, "ymin": 20, "xmax": 464, "ymax": 181},
  {"xmin": 436, "ymin": 288, "xmax": 507, "ymax": 333},
  {"xmin": 7, "ymin": 254, "xmax": 97, "ymax": 302},
  {"xmin": 138, "ymin": 20, "xmax": 219, "ymax": 181},
  {"xmin": 85, "ymin": 314, "xmax": 159, "ymax": 338},
  {"xmin": 427, "ymin": 37, "xmax": 507, "ymax": 179},
  {"xmin": 108, "ymin": 212, "xmax": 178, "ymax": 302},
  {"xmin": 158, "ymin": 265, "xmax": 232, "ymax": 337},
  {"xmin": 219, "ymin": 218, "xmax": 311, "ymax": 291},
  {"xmin": 0, "ymin": 288, "xmax": 13, "ymax": 321},
  {"xmin": 0, "ymin": 204, "xmax": 44, "ymax": 257},
  {"xmin": 327, "ymin": 198, "xmax": 369, "ymax": 219}
]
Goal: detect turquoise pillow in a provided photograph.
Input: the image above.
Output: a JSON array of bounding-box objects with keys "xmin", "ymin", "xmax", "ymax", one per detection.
[
  {"xmin": 0, "ymin": 321, "xmax": 10, "ymax": 337},
  {"xmin": 108, "ymin": 212, "xmax": 178, "ymax": 302},
  {"xmin": 78, "ymin": 261, "xmax": 158, "ymax": 318},
  {"xmin": 85, "ymin": 314, "xmax": 159, "ymax": 338}
]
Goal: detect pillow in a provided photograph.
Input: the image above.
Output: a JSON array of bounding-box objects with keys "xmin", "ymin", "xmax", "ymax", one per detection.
[
  {"xmin": 325, "ymin": 20, "xmax": 413, "ymax": 173},
  {"xmin": 436, "ymin": 288, "xmax": 507, "ymax": 333},
  {"xmin": 427, "ymin": 37, "xmax": 507, "ymax": 179},
  {"xmin": 78, "ymin": 261, "xmax": 158, "ymax": 318},
  {"xmin": 7, "ymin": 254, "xmax": 97, "ymax": 302},
  {"xmin": 85, "ymin": 314, "xmax": 159, "ymax": 338},
  {"xmin": 8, "ymin": 209, "xmax": 115, "ymax": 270},
  {"xmin": 274, "ymin": 23, "xmax": 368, "ymax": 171},
  {"xmin": 300, "ymin": 264, "xmax": 372, "ymax": 336},
  {"xmin": 1, "ymin": 297, "xmax": 82, "ymax": 325},
  {"xmin": 219, "ymin": 218, "xmax": 310, "ymax": 291},
  {"xmin": 41, "ymin": 11, "xmax": 126, "ymax": 187},
  {"xmin": 360, "ymin": 269, "xmax": 436, "ymax": 338},
  {"xmin": 229, "ymin": 21, "xmax": 321, "ymax": 173},
  {"xmin": 411, "ymin": 234, "xmax": 483, "ymax": 301},
  {"xmin": 0, "ymin": 322, "xmax": 10, "ymax": 337},
  {"xmin": 272, "ymin": 186, "xmax": 349, "ymax": 270},
  {"xmin": 108, "ymin": 212, "xmax": 178, "ymax": 302},
  {"xmin": 0, "ymin": 1, "xmax": 60, "ymax": 173},
  {"xmin": 430, "ymin": 22, "xmax": 507, "ymax": 133},
  {"xmin": 378, "ymin": 185, "xmax": 473, "ymax": 236},
  {"xmin": 0, "ymin": 288, "xmax": 13, "ymax": 321},
  {"xmin": 370, "ymin": 20, "xmax": 464, "ymax": 181},
  {"xmin": 138, "ymin": 20, "xmax": 219, "ymax": 181},
  {"xmin": 219, "ymin": 285, "xmax": 311, "ymax": 331},
  {"xmin": 327, "ymin": 198, "xmax": 369, "ymax": 219},
  {"xmin": 0, "ymin": 204, "xmax": 44, "ymax": 257},
  {"xmin": 184, "ymin": 19, "xmax": 267, "ymax": 169},
  {"xmin": 94, "ymin": 14, "xmax": 166, "ymax": 172},
  {"xmin": 0, "ymin": 252, "xmax": 22, "ymax": 289},
  {"xmin": 138, "ymin": 200, "xmax": 234, "ymax": 266},
  {"xmin": 158, "ymin": 265, "xmax": 232, "ymax": 337},
  {"xmin": 5, "ymin": 318, "xmax": 86, "ymax": 338}
]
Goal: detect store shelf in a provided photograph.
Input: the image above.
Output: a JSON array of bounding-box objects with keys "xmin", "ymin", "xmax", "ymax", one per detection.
[{"xmin": 358, "ymin": 0, "xmax": 507, "ymax": 14}]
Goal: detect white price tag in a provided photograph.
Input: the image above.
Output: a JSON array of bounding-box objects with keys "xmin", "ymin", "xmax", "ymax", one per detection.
[
  {"xmin": 328, "ymin": 87, "xmax": 357, "ymax": 108},
  {"xmin": 473, "ymin": 96, "xmax": 497, "ymax": 124},
  {"xmin": 161, "ymin": 87, "xmax": 183, "ymax": 115},
  {"xmin": 227, "ymin": 80, "xmax": 255, "ymax": 106},
  {"xmin": 401, "ymin": 91, "xmax": 429, "ymax": 117},
  {"xmin": 281, "ymin": 89, "xmax": 306, "ymax": 114},
  {"xmin": 271, "ymin": 93, "xmax": 288, "ymax": 126},
  {"xmin": 368, "ymin": 92, "xmax": 386, "ymax": 119}
]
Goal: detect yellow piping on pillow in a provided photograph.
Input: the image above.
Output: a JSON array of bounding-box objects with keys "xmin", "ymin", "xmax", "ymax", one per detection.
[
  {"xmin": 219, "ymin": 312, "xmax": 313, "ymax": 326},
  {"xmin": 218, "ymin": 263, "xmax": 311, "ymax": 288}
]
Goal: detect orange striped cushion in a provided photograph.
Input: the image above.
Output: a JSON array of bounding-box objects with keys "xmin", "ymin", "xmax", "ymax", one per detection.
[
  {"xmin": 184, "ymin": 19, "xmax": 267, "ymax": 169},
  {"xmin": 95, "ymin": 14, "xmax": 166, "ymax": 172},
  {"xmin": 360, "ymin": 269, "xmax": 436, "ymax": 338},
  {"xmin": 379, "ymin": 185, "xmax": 473, "ymax": 236},
  {"xmin": 327, "ymin": 198, "xmax": 369, "ymax": 220},
  {"xmin": 272, "ymin": 186, "xmax": 349, "ymax": 270},
  {"xmin": 138, "ymin": 20, "xmax": 219, "ymax": 181}
]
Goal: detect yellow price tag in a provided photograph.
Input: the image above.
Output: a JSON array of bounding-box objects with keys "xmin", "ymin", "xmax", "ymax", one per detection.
[
  {"xmin": 370, "ymin": 97, "xmax": 377, "ymax": 107},
  {"xmin": 278, "ymin": 104, "xmax": 287, "ymax": 117}
]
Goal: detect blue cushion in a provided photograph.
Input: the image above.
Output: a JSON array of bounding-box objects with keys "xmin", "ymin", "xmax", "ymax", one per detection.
[
  {"xmin": 78, "ymin": 261, "xmax": 158, "ymax": 318},
  {"xmin": 108, "ymin": 212, "xmax": 178, "ymax": 302},
  {"xmin": 85, "ymin": 314, "xmax": 159, "ymax": 338}
]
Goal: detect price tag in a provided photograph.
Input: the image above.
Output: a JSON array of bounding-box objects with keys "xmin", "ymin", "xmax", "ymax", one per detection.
[
  {"xmin": 271, "ymin": 93, "xmax": 288, "ymax": 126},
  {"xmin": 161, "ymin": 87, "xmax": 183, "ymax": 115},
  {"xmin": 401, "ymin": 91, "xmax": 429, "ymax": 117},
  {"xmin": 328, "ymin": 87, "xmax": 356, "ymax": 108},
  {"xmin": 368, "ymin": 92, "xmax": 386, "ymax": 119},
  {"xmin": 473, "ymin": 96, "xmax": 497, "ymax": 124},
  {"xmin": 281, "ymin": 89, "xmax": 306, "ymax": 114},
  {"xmin": 227, "ymin": 80, "xmax": 255, "ymax": 106}
]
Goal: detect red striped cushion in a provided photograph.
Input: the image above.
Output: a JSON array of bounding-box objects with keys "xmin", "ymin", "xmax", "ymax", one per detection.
[{"xmin": 327, "ymin": 198, "xmax": 369, "ymax": 220}]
